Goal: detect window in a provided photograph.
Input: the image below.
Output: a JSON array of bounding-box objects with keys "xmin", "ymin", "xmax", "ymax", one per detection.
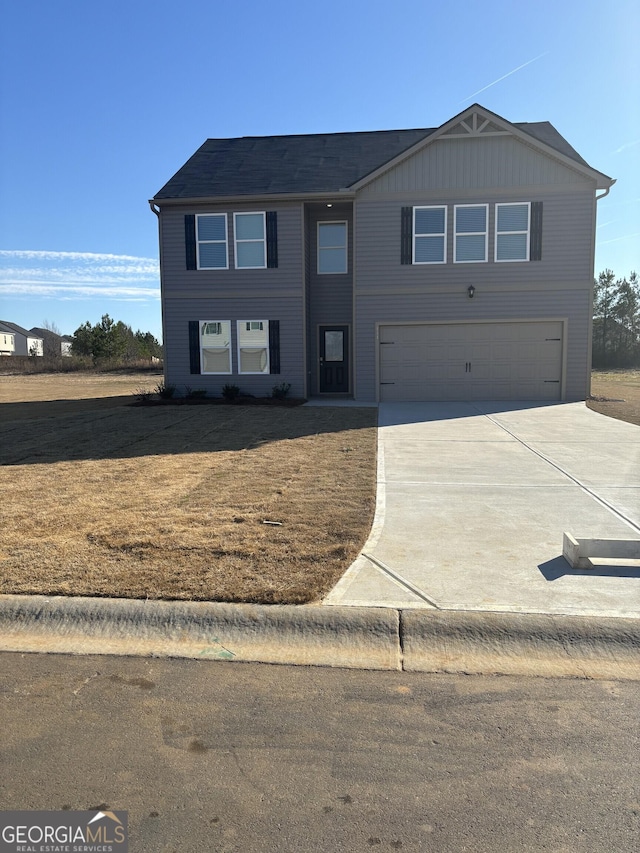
[
  {"xmin": 318, "ymin": 222, "xmax": 348, "ymax": 274},
  {"xmin": 234, "ymin": 213, "xmax": 266, "ymax": 269},
  {"xmin": 200, "ymin": 320, "xmax": 231, "ymax": 373},
  {"xmin": 454, "ymin": 205, "xmax": 488, "ymax": 263},
  {"xmin": 496, "ymin": 203, "xmax": 530, "ymax": 262},
  {"xmin": 237, "ymin": 320, "xmax": 269, "ymax": 373},
  {"xmin": 196, "ymin": 214, "xmax": 228, "ymax": 269},
  {"xmin": 413, "ymin": 206, "xmax": 447, "ymax": 264}
]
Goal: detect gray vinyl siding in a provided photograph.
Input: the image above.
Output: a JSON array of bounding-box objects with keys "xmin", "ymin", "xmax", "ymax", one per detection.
[
  {"xmin": 163, "ymin": 296, "xmax": 304, "ymax": 397},
  {"xmin": 352, "ymin": 185, "xmax": 597, "ymax": 402},
  {"xmin": 306, "ymin": 202, "xmax": 354, "ymax": 394},
  {"xmin": 159, "ymin": 201, "xmax": 305, "ymax": 397},
  {"xmin": 355, "ymin": 189, "xmax": 597, "ymax": 289},
  {"xmin": 354, "ymin": 290, "xmax": 591, "ymax": 402},
  {"xmin": 358, "ymin": 135, "xmax": 590, "ymax": 196}
]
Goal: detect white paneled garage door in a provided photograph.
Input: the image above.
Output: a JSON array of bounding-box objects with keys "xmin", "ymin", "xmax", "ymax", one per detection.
[{"xmin": 379, "ymin": 321, "xmax": 563, "ymax": 402}]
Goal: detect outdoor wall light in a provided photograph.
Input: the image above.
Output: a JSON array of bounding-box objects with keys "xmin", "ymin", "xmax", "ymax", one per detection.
[
  {"xmin": 467, "ymin": 285, "xmax": 476, "ymax": 299},
  {"xmin": 326, "ymin": 203, "xmax": 333, "ymax": 208}
]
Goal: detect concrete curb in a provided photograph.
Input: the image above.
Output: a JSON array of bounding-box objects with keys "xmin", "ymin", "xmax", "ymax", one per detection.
[
  {"xmin": 0, "ymin": 595, "xmax": 638, "ymax": 679},
  {"xmin": 0, "ymin": 595, "xmax": 401, "ymax": 671},
  {"xmin": 402, "ymin": 610, "xmax": 640, "ymax": 679}
]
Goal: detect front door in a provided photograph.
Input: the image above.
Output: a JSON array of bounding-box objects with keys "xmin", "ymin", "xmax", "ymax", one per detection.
[{"xmin": 319, "ymin": 325, "xmax": 349, "ymax": 393}]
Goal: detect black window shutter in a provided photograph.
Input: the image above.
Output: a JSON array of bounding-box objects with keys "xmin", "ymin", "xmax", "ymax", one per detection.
[
  {"xmin": 530, "ymin": 202, "xmax": 543, "ymax": 261},
  {"xmin": 188, "ymin": 321, "xmax": 201, "ymax": 374},
  {"xmin": 266, "ymin": 211, "xmax": 278, "ymax": 268},
  {"xmin": 269, "ymin": 320, "xmax": 280, "ymax": 374},
  {"xmin": 185, "ymin": 215, "xmax": 197, "ymax": 270},
  {"xmin": 401, "ymin": 207, "xmax": 413, "ymax": 264}
]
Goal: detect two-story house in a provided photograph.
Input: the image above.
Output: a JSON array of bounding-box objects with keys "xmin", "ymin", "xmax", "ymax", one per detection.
[
  {"xmin": 0, "ymin": 322, "xmax": 43, "ymax": 357},
  {"xmin": 150, "ymin": 104, "xmax": 613, "ymax": 403}
]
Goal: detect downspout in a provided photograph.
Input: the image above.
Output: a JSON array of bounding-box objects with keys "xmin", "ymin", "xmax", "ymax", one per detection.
[
  {"xmin": 587, "ymin": 180, "xmax": 616, "ymax": 397},
  {"xmin": 148, "ymin": 201, "xmax": 167, "ymax": 384}
]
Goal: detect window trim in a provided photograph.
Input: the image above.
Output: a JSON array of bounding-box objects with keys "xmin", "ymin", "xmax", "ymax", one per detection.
[
  {"xmin": 237, "ymin": 319, "xmax": 270, "ymax": 374},
  {"xmin": 317, "ymin": 220, "xmax": 348, "ymax": 274},
  {"xmin": 495, "ymin": 202, "xmax": 531, "ymax": 263},
  {"xmin": 195, "ymin": 214, "xmax": 229, "ymax": 270},
  {"xmin": 454, "ymin": 204, "xmax": 488, "ymax": 264},
  {"xmin": 234, "ymin": 212, "xmax": 267, "ymax": 270},
  {"xmin": 413, "ymin": 205, "xmax": 447, "ymax": 265},
  {"xmin": 200, "ymin": 320, "xmax": 232, "ymax": 375}
]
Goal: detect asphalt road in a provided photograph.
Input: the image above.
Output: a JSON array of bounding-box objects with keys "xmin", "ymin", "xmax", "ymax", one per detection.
[{"xmin": 1, "ymin": 653, "xmax": 638, "ymax": 852}]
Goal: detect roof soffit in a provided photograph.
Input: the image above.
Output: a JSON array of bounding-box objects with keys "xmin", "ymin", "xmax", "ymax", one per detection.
[{"xmin": 349, "ymin": 104, "xmax": 613, "ymax": 191}]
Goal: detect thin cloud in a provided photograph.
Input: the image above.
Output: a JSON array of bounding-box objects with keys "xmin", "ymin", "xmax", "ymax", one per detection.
[
  {"xmin": 0, "ymin": 249, "xmax": 159, "ymax": 301},
  {"xmin": 459, "ymin": 52, "xmax": 549, "ymax": 103},
  {"xmin": 613, "ymin": 139, "xmax": 640, "ymax": 154},
  {"xmin": 598, "ymin": 232, "xmax": 640, "ymax": 245}
]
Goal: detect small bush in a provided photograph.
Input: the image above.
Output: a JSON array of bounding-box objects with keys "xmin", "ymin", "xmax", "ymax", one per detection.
[
  {"xmin": 186, "ymin": 387, "xmax": 207, "ymax": 399},
  {"xmin": 271, "ymin": 382, "xmax": 291, "ymax": 400},
  {"xmin": 222, "ymin": 383, "xmax": 240, "ymax": 401},
  {"xmin": 155, "ymin": 381, "xmax": 176, "ymax": 399},
  {"xmin": 134, "ymin": 387, "xmax": 153, "ymax": 403}
]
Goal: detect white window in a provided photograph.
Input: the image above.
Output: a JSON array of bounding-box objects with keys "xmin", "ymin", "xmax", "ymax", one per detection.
[
  {"xmin": 237, "ymin": 320, "xmax": 269, "ymax": 374},
  {"xmin": 200, "ymin": 320, "xmax": 231, "ymax": 373},
  {"xmin": 318, "ymin": 221, "xmax": 348, "ymax": 274},
  {"xmin": 196, "ymin": 214, "xmax": 228, "ymax": 269},
  {"xmin": 454, "ymin": 205, "xmax": 488, "ymax": 263},
  {"xmin": 413, "ymin": 206, "xmax": 447, "ymax": 264},
  {"xmin": 495, "ymin": 203, "xmax": 530, "ymax": 262},
  {"xmin": 234, "ymin": 212, "xmax": 266, "ymax": 269}
]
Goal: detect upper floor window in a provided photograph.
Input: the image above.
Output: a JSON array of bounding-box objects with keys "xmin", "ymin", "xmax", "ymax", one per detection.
[
  {"xmin": 318, "ymin": 222, "xmax": 348, "ymax": 274},
  {"xmin": 496, "ymin": 203, "xmax": 530, "ymax": 262},
  {"xmin": 234, "ymin": 212, "xmax": 266, "ymax": 269},
  {"xmin": 454, "ymin": 205, "xmax": 488, "ymax": 263},
  {"xmin": 413, "ymin": 206, "xmax": 446, "ymax": 264},
  {"xmin": 196, "ymin": 214, "xmax": 228, "ymax": 269}
]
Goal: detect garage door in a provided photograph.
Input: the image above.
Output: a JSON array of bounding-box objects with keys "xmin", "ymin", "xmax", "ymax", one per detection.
[{"xmin": 379, "ymin": 321, "xmax": 563, "ymax": 402}]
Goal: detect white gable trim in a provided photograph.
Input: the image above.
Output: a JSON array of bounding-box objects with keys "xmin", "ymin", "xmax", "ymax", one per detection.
[{"xmin": 348, "ymin": 104, "xmax": 613, "ymax": 192}]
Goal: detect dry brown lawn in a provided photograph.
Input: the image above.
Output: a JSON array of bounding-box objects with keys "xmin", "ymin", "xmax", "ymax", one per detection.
[
  {"xmin": 0, "ymin": 373, "xmax": 377, "ymax": 604},
  {"xmin": 587, "ymin": 369, "xmax": 640, "ymax": 427}
]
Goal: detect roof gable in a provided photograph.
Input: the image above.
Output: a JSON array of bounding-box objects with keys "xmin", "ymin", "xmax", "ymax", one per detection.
[
  {"xmin": 349, "ymin": 104, "xmax": 611, "ymax": 191},
  {"xmin": 0, "ymin": 320, "xmax": 36, "ymax": 337}
]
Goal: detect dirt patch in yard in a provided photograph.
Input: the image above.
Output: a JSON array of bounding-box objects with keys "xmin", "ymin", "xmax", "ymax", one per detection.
[
  {"xmin": 0, "ymin": 376, "xmax": 377, "ymax": 604},
  {"xmin": 587, "ymin": 369, "xmax": 640, "ymax": 427}
]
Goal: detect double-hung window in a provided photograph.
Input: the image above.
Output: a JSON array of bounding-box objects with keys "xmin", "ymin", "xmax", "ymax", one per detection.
[
  {"xmin": 234, "ymin": 213, "xmax": 267, "ymax": 269},
  {"xmin": 200, "ymin": 320, "xmax": 232, "ymax": 373},
  {"xmin": 413, "ymin": 206, "xmax": 447, "ymax": 264},
  {"xmin": 237, "ymin": 320, "xmax": 269, "ymax": 373},
  {"xmin": 454, "ymin": 205, "xmax": 488, "ymax": 263},
  {"xmin": 196, "ymin": 214, "xmax": 228, "ymax": 269},
  {"xmin": 318, "ymin": 222, "xmax": 348, "ymax": 273},
  {"xmin": 495, "ymin": 203, "xmax": 530, "ymax": 262}
]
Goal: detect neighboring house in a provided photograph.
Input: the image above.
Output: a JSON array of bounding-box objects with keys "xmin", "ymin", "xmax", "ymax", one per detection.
[
  {"xmin": 29, "ymin": 327, "xmax": 73, "ymax": 358},
  {"xmin": 150, "ymin": 104, "xmax": 614, "ymax": 403},
  {"xmin": 0, "ymin": 322, "xmax": 43, "ymax": 357}
]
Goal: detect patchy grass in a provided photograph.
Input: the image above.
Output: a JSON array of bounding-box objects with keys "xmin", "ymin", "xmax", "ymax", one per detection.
[
  {"xmin": 588, "ymin": 369, "xmax": 640, "ymax": 427},
  {"xmin": 0, "ymin": 373, "xmax": 377, "ymax": 604}
]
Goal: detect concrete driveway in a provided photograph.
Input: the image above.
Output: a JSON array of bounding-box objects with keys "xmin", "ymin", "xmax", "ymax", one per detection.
[{"xmin": 324, "ymin": 402, "xmax": 640, "ymax": 618}]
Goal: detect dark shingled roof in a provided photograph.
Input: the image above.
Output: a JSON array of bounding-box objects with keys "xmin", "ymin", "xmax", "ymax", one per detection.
[{"xmin": 153, "ymin": 120, "xmax": 593, "ymax": 201}]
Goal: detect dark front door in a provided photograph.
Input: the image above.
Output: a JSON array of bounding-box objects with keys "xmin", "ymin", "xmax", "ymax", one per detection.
[{"xmin": 319, "ymin": 325, "xmax": 349, "ymax": 393}]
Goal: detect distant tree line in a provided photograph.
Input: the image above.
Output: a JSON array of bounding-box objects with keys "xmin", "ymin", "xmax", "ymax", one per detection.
[
  {"xmin": 593, "ymin": 271, "xmax": 640, "ymax": 368},
  {"xmin": 70, "ymin": 314, "xmax": 163, "ymax": 362}
]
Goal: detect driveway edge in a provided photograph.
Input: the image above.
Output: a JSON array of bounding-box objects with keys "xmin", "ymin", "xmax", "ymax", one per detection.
[{"xmin": 0, "ymin": 595, "xmax": 639, "ymax": 679}]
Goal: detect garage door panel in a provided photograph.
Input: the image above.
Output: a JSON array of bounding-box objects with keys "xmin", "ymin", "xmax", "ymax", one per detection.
[{"xmin": 379, "ymin": 322, "xmax": 563, "ymax": 402}]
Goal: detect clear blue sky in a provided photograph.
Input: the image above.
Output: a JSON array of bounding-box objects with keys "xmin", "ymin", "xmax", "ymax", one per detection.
[{"xmin": 1, "ymin": 0, "xmax": 638, "ymax": 341}]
